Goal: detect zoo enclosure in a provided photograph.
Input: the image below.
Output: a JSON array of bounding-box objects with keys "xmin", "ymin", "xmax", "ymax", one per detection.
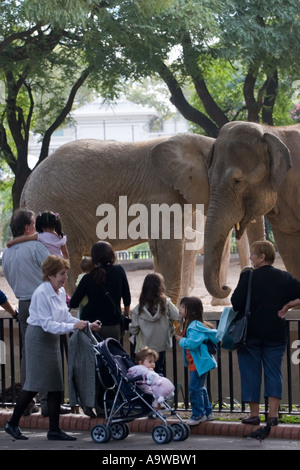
[{"xmin": 0, "ymin": 316, "xmax": 299, "ymax": 417}]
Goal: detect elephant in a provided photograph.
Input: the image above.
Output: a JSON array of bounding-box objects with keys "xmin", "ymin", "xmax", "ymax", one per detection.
[
  {"xmin": 203, "ymin": 120, "xmax": 300, "ymax": 299},
  {"xmin": 20, "ymin": 133, "xmax": 249, "ymax": 304}
]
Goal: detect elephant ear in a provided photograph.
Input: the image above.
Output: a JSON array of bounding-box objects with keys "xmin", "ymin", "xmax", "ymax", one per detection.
[
  {"xmin": 207, "ymin": 142, "xmax": 215, "ymax": 169},
  {"xmin": 263, "ymin": 133, "xmax": 292, "ymax": 190},
  {"xmin": 150, "ymin": 134, "xmax": 214, "ymax": 206}
]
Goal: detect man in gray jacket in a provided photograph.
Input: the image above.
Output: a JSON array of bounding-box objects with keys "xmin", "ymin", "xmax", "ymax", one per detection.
[
  {"xmin": 3, "ymin": 210, "xmax": 49, "ymax": 379},
  {"xmin": 3, "ymin": 209, "xmax": 49, "ymax": 414}
]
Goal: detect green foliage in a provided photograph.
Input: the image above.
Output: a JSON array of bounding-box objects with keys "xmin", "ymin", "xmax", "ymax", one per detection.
[
  {"xmin": 189, "ymin": 59, "xmax": 247, "ymax": 131},
  {"xmin": 1, "ymin": 0, "xmax": 300, "ymax": 207},
  {"xmin": 125, "ymin": 77, "xmax": 178, "ymax": 120},
  {"xmin": 0, "ymin": 162, "xmax": 13, "ymax": 245},
  {"xmin": 217, "ymin": 0, "xmax": 300, "ymax": 71},
  {"xmin": 23, "ymin": 0, "xmax": 96, "ymax": 27}
]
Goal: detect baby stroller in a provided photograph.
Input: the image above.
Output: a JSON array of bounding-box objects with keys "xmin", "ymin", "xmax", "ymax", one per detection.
[{"xmin": 90, "ymin": 338, "xmax": 190, "ymax": 444}]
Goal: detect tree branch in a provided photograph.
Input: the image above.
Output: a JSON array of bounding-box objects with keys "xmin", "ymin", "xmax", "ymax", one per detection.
[
  {"xmin": 0, "ymin": 122, "xmax": 17, "ymax": 173},
  {"xmin": 262, "ymin": 69, "xmax": 278, "ymax": 126},
  {"xmin": 38, "ymin": 67, "xmax": 91, "ymax": 163},
  {"xmin": 0, "ymin": 23, "xmax": 42, "ymax": 53},
  {"xmin": 243, "ymin": 68, "xmax": 260, "ymax": 122},
  {"xmin": 181, "ymin": 31, "xmax": 228, "ymax": 128},
  {"xmin": 1, "ymin": 28, "xmax": 63, "ymax": 63},
  {"xmin": 155, "ymin": 60, "xmax": 219, "ymax": 137},
  {"xmin": 5, "ymin": 71, "xmax": 26, "ymax": 152}
]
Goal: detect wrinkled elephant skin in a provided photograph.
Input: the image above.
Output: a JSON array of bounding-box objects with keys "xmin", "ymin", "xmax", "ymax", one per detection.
[
  {"xmin": 21, "ymin": 135, "xmax": 215, "ymax": 303},
  {"xmin": 204, "ymin": 121, "xmax": 300, "ymax": 299}
]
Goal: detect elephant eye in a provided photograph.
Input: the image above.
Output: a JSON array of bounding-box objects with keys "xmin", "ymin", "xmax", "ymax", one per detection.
[{"xmin": 233, "ymin": 177, "xmax": 247, "ymax": 193}]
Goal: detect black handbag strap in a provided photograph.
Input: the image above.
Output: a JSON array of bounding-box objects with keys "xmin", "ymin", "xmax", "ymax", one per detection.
[
  {"xmin": 245, "ymin": 270, "xmax": 253, "ymax": 317},
  {"xmin": 99, "ymin": 283, "xmax": 116, "ymax": 313}
]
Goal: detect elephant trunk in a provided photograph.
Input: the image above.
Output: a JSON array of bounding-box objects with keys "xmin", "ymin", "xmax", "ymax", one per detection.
[{"xmin": 204, "ymin": 195, "xmax": 241, "ymax": 299}]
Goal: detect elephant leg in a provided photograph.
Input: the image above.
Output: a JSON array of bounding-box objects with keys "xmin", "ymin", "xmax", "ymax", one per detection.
[
  {"xmin": 149, "ymin": 238, "xmax": 184, "ymax": 305},
  {"xmin": 271, "ymin": 227, "xmax": 300, "ymax": 281},
  {"xmin": 66, "ymin": 245, "xmax": 87, "ymax": 295},
  {"xmin": 179, "ymin": 247, "xmax": 198, "ymax": 299},
  {"xmin": 179, "ymin": 211, "xmax": 204, "ymax": 299},
  {"xmin": 247, "ymin": 216, "xmax": 266, "ymax": 246},
  {"xmin": 236, "ymin": 231, "xmax": 250, "ymax": 269},
  {"xmin": 149, "ymin": 240, "xmax": 159, "ymax": 273}
]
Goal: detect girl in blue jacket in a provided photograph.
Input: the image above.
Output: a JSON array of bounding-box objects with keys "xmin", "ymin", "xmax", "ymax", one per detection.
[{"xmin": 176, "ymin": 296, "xmax": 218, "ymax": 425}]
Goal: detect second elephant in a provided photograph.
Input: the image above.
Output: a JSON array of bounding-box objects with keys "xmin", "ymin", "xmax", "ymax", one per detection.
[{"xmin": 204, "ymin": 121, "xmax": 299, "ymax": 299}]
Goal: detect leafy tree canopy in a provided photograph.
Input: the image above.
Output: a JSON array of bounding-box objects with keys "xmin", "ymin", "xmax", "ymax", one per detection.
[{"xmin": 1, "ymin": 0, "xmax": 300, "ymax": 211}]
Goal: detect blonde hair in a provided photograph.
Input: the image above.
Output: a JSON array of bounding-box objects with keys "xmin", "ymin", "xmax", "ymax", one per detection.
[
  {"xmin": 135, "ymin": 347, "xmax": 159, "ymax": 364},
  {"xmin": 42, "ymin": 255, "xmax": 70, "ymax": 281},
  {"xmin": 250, "ymin": 240, "xmax": 276, "ymax": 264},
  {"xmin": 80, "ymin": 256, "xmax": 94, "ymax": 273}
]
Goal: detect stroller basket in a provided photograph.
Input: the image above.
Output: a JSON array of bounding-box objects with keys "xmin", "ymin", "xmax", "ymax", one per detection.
[{"xmin": 91, "ymin": 337, "xmax": 190, "ymax": 445}]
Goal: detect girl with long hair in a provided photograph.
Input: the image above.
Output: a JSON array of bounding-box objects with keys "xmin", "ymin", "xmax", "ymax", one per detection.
[
  {"xmin": 176, "ymin": 296, "xmax": 218, "ymax": 425},
  {"xmin": 129, "ymin": 273, "xmax": 179, "ymax": 375}
]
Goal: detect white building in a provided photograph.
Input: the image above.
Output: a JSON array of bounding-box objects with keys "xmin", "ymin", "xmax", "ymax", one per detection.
[{"xmin": 28, "ymin": 97, "xmax": 189, "ymax": 162}]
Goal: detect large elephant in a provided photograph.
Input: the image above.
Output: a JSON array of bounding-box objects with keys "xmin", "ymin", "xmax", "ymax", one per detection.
[
  {"xmin": 204, "ymin": 120, "xmax": 299, "ymax": 299},
  {"xmin": 20, "ymin": 134, "xmax": 248, "ymax": 304}
]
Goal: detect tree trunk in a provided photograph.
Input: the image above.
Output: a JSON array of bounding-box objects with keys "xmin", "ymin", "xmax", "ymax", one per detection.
[
  {"xmin": 244, "ymin": 70, "xmax": 260, "ymax": 123},
  {"xmin": 12, "ymin": 165, "xmax": 31, "ymax": 211},
  {"xmin": 262, "ymin": 69, "xmax": 278, "ymax": 126}
]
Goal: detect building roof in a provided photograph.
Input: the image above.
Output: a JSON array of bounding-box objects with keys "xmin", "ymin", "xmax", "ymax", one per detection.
[{"xmin": 72, "ymin": 97, "xmax": 158, "ymax": 118}]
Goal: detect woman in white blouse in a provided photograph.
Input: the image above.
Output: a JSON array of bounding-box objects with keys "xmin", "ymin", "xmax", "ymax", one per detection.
[{"xmin": 5, "ymin": 255, "xmax": 101, "ymax": 441}]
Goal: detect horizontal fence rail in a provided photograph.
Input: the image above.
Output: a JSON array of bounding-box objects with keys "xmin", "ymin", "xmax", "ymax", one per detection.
[
  {"xmin": 116, "ymin": 246, "xmax": 239, "ymax": 261},
  {"xmin": 1, "ymin": 317, "xmax": 299, "ymax": 418}
]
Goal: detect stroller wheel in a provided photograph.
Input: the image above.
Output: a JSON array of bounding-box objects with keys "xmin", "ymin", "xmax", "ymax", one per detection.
[
  {"xmin": 110, "ymin": 423, "xmax": 129, "ymax": 440},
  {"xmin": 91, "ymin": 424, "xmax": 111, "ymax": 443},
  {"xmin": 170, "ymin": 423, "xmax": 190, "ymax": 441},
  {"xmin": 182, "ymin": 422, "xmax": 191, "ymax": 439},
  {"xmin": 152, "ymin": 425, "xmax": 173, "ymax": 445}
]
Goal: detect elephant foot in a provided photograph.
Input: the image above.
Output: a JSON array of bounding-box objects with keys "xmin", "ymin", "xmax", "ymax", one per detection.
[{"xmin": 210, "ymin": 297, "xmax": 230, "ymax": 306}]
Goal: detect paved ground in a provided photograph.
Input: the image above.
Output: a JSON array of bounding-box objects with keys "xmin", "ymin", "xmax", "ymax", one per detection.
[
  {"xmin": 1, "ymin": 255, "xmax": 299, "ymax": 453},
  {"xmin": 0, "ymin": 427, "xmax": 300, "ymax": 452},
  {"xmin": 0, "ymin": 410, "xmax": 299, "ymax": 452}
]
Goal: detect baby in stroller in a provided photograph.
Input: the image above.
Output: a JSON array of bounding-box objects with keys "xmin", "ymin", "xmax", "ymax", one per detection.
[
  {"xmin": 90, "ymin": 338, "xmax": 189, "ymax": 444},
  {"xmin": 127, "ymin": 347, "xmax": 175, "ymax": 411}
]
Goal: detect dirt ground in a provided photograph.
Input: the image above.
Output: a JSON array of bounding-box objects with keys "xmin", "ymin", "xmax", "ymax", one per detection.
[{"xmin": 0, "ymin": 253, "xmax": 286, "ymax": 314}]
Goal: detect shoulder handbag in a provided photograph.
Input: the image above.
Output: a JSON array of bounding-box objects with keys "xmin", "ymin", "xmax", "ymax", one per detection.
[
  {"xmin": 100, "ymin": 284, "xmax": 131, "ymax": 335},
  {"xmin": 204, "ymin": 339, "xmax": 218, "ymax": 355},
  {"xmin": 222, "ymin": 270, "xmax": 253, "ymax": 351}
]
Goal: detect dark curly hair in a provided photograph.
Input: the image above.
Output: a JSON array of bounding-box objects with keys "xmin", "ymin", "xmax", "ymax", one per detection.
[{"xmin": 36, "ymin": 211, "xmax": 64, "ymax": 238}]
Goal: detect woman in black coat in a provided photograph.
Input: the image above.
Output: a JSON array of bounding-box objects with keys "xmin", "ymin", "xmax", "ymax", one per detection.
[
  {"xmin": 70, "ymin": 241, "xmax": 131, "ymax": 341},
  {"xmin": 231, "ymin": 240, "xmax": 300, "ymax": 426}
]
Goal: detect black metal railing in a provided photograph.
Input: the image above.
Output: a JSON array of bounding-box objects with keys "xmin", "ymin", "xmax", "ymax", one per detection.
[
  {"xmin": 1, "ymin": 317, "xmax": 299, "ymax": 417},
  {"xmin": 117, "ymin": 247, "xmax": 239, "ymax": 261}
]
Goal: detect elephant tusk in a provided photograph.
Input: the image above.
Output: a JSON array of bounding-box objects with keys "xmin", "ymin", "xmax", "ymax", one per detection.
[{"xmin": 235, "ymin": 222, "xmax": 240, "ymax": 231}]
